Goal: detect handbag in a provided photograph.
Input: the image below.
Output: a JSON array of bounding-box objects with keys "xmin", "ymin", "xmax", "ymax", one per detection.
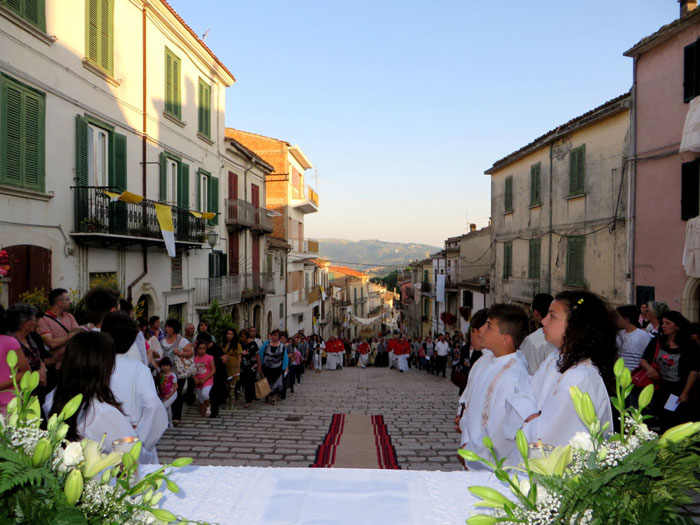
[
  {"xmin": 451, "ymin": 365, "xmax": 468, "ymax": 390},
  {"xmin": 255, "ymin": 375, "xmax": 271, "ymax": 400},
  {"xmin": 631, "ymin": 338, "xmax": 660, "ymax": 390},
  {"xmin": 173, "ymin": 336, "xmax": 196, "ymax": 379}
]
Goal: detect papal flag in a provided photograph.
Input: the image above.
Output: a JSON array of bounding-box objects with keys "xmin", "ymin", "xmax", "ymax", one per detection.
[
  {"xmin": 320, "ymin": 285, "xmax": 327, "ymax": 301},
  {"xmin": 154, "ymin": 203, "xmax": 176, "ymax": 257}
]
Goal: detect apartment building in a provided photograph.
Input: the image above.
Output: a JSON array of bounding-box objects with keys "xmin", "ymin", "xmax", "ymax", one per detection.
[
  {"xmin": 0, "ymin": 0, "xmax": 234, "ymax": 321},
  {"xmin": 485, "ymin": 94, "xmax": 631, "ymax": 308},
  {"xmin": 225, "ymin": 128, "xmax": 322, "ymax": 334}
]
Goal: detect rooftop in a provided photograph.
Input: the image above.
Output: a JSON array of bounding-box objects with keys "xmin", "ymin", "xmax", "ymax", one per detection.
[{"xmin": 624, "ymin": 7, "xmax": 700, "ymax": 57}]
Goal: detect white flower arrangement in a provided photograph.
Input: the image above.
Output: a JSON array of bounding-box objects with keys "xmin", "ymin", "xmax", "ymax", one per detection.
[
  {"xmin": 460, "ymin": 358, "xmax": 700, "ymax": 524},
  {"xmin": 0, "ymin": 350, "xmax": 198, "ymax": 524}
]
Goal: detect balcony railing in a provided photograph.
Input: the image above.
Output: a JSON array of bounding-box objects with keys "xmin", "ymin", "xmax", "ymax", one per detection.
[
  {"xmin": 195, "ymin": 275, "xmax": 241, "ymax": 307},
  {"xmin": 290, "ymin": 238, "xmax": 320, "ymax": 254},
  {"xmin": 291, "ymin": 185, "xmax": 319, "ymax": 213},
  {"xmin": 73, "ymin": 186, "xmax": 204, "ymax": 245},
  {"xmin": 507, "ymin": 278, "xmax": 541, "ymax": 302},
  {"xmin": 239, "ymin": 272, "xmax": 275, "ymax": 297},
  {"xmin": 252, "ymin": 208, "xmax": 274, "ymax": 233},
  {"xmin": 225, "ymin": 199, "xmax": 254, "ymax": 229}
]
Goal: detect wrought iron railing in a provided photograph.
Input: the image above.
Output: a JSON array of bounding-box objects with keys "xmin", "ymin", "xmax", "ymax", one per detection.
[
  {"xmin": 73, "ymin": 186, "xmax": 204, "ymax": 243},
  {"xmin": 194, "ymin": 275, "xmax": 241, "ymax": 306}
]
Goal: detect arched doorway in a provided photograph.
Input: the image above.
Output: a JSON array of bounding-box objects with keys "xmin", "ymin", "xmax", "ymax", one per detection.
[
  {"xmin": 136, "ymin": 293, "xmax": 154, "ymax": 320},
  {"xmin": 253, "ymin": 304, "xmax": 262, "ymax": 330},
  {"xmin": 681, "ymin": 277, "xmax": 700, "ymax": 322},
  {"xmin": 267, "ymin": 311, "xmax": 273, "ymax": 335},
  {"xmin": 4, "ymin": 245, "xmax": 51, "ymax": 305}
]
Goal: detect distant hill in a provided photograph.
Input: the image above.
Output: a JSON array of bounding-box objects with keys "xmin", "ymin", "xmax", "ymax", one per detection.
[{"xmin": 317, "ymin": 238, "xmax": 441, "ymax": 275}]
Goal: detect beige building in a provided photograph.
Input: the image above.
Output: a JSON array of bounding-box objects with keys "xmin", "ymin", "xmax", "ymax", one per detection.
[{"xmin": 485, "ymin": 94, "xmax": 632, "ymax": 306}]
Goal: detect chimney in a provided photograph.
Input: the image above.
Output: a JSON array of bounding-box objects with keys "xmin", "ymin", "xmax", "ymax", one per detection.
[
  {"xmin": 469, "ymin": 223, "xmax": 477, "ymax": 232},
  {"xmin": 681, "ymin": 0, "xmax": 698, "ymax": 17}
]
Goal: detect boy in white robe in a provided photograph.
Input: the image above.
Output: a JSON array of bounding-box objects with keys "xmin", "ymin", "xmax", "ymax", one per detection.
[{"xmin": 458, "ymin": 304, "xmax": 536, "ymax": 469}]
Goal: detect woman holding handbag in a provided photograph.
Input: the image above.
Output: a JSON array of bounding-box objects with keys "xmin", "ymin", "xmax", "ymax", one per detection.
[
  {"xmin": 160, "ymin": 318, "xmax": 193, "ymax": 425},
  {"xmin": 639, "ymin": 311, "xmax": 699, "ymax": 431}
]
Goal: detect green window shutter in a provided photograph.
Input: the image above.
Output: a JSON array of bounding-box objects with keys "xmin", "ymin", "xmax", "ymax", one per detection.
[
  {"xmin": 2, "ymin": 81, "xmax": 23, "ymax": 186},
  {"xmin": 196, "ymin": 169, "xmax": 202, "ymax": 211},
  {"xmin": 86, "ymin": 0, "xmax": 113, "ymax": 74},
  {"xmin": 198, "ymin": 79, "xmax": 204, "ymax": 135},
  {"xmin": 99, "ymin": 0, "xmax": 112, "ymax": 73},
  {"xmin": 566, "ymin": 237, "xmax": 585, "ymax": 286},
  {"xmin": 503, "ymin": 241, "xmax": 512, "ymax": 279},
  {"xmin": 5, "ymin": 0, "xmax": 22, "ymax": 15},
  {"xmin": 24, "ymin": 0, "xmax": 44, "ymax": 30},
  {"xmin": 173, "ymin": 55, "xmax": 181, "ymax": 119},
  {"xmin": 204, "ymin": 83, "xmax": 211, "ymax": 138},
  {"xmin": 159, "ymin": 152, "xmax": 167, "ymax": 201},
  {"xmin": 178, "ymin": 162, "xmax": 189, "ymax": 208},
  {"xmin": 528, "ymin": 239, "xmax": 540, "ymax": 279},
  {"xmin": 219, "ymin": 251, "xmax": 227, "ymax": 276},
  {"xmin": 86, "ymin": 0, "xmax": 99, "ymax": 64},
  {"xmin": 112, "ymin": 132, "xmax": 127, "ymax": 191},
  {"xmin": 22, "ymin": 90, "xmax": 43, "ymax": 191},
  {"xmin": 75, "ymin": 115, "xmax": 89, "ymax": 228},
  {"xmin": 504, "ymin": 176, "xmax": 513, "ymax": 212},
  {"xmin": 165, "ymin": 50, "xmax": 172, "ymax": 115},
  {"xmin": 569, "ymin": 146, "xmax": 585, "ymax": 195},
  {"xmin": 530, "ymin": 163, "xmax": 541, "ymax": 205},
  {"xmin": 209, "ymin": 176, "xmax": 219, "ymax": 225}
]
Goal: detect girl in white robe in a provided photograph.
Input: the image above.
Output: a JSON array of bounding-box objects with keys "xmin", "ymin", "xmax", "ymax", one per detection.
[{"xmin": 523, "ymin": 291, "xmax": 616, "ymax": 448}]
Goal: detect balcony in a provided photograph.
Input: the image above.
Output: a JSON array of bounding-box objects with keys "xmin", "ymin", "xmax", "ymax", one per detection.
[
  {"xmin": 72, "ymin": 186, "xmax": 204, "ymax": 248},
  {"xmin": 239, "ymin": 272, "xmax": 275, "ymax": 299},
  {"xmin": 290, "ymin": 238, "xmax": 320, "ymax": 254},
  {"xmin": 195, "ymin": 275, "xmax": 241, "ymax": 307},
  {"xmin": 225, "ymin": 199, "xmax": 254, "ymax": 229},
  {"xmin": 251, "ymin": 208, "xmax": 274, "ymax": 234},
  {"xmin": 291, "ymin": 184, "xmax": 319, "ymax": 214},
  {"xmin": 292, "ymin": 286, "xmax": 321, "ymax": 306},
  {"xmin": 507, "ymin": 278, "xmax": 541, "ymax": 303}
]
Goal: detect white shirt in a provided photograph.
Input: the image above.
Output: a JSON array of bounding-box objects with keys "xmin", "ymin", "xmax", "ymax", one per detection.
[
  {"xmin": 111, "ymin": 354, "xmax": 168, "ymax": 464},
  {"xmin": 519, "ymin": 328, "xmax": 558, "ymax": 375},
  {"xmin": 616, "ymin": 329, "xmax": 652, "ymax": 371},
  {"xmin": 523, "ymin": 350, "xmax": 612, "ymax": 448},
  {"xmin": 459, "ymin": 350, "xmax": 536, "ymax": 468},
  {"xmin": 435, "ymin": 340, "xmax": 450, "ymax": 357},
  {"xmin": 125, "ymin": 332, "xmax": 149, "ymax": 366}
]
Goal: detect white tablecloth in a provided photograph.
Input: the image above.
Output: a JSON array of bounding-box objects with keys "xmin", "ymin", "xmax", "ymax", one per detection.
[{"xmin": 147, "ymin": 465, "xmax": 505, "ymax": 524}]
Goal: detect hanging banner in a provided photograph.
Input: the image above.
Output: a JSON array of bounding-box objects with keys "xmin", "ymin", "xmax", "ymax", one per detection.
[
  {"xmin": 436, "ymin": 274, "xmax": 446, "ymax": 303},
  {"xmin": 154, "ymin": 203, "xmax": 176, "ymax": 257}
]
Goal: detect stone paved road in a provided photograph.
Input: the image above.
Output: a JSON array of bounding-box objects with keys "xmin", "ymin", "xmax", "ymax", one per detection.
[{"xmin": 157, "ymin": 364, "xmax": 464, "ymax": 471}]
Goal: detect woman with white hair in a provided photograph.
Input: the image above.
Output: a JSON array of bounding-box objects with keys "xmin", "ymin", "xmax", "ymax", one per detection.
[{"xmin": 645, "ymin": 301, "xmax": 669, "ymax": 337}]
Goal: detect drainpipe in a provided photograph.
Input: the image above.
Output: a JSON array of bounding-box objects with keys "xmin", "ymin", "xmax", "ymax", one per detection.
[
  {"xmin": 127, "ymin": 6, "xmax": 149, "ymax": 302},
  {"xmin": 547, "ymin": 142, "xmax": 554, "ymax": 294},
  {"xmin": 628, "ymin": 58, "xmax": 638, "ymax": 304}
]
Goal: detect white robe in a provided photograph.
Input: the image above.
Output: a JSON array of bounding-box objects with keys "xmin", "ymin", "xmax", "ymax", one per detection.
[
  {"xmin": 111, "ymin": 354, "xmax": 168, "ymax": 464},
  {"xmin": 397, "ymin": 353, "xmax": 409, "ymax": 372},
  {"xmin": 459, "ymin": 350, "xmax": 536, "ymax": 468},
  {"xmin": 523, "ymin": 350, "xmax": 613, "ymax": 447},
  {"xmin": 518, "ymin": 328, "xmax": 558, "ymax": 375}
]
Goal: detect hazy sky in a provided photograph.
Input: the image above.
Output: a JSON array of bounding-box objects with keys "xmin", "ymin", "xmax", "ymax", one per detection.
[{"xmin": 169, "ymin": 1, "xmax": 677, "ymax": 246}]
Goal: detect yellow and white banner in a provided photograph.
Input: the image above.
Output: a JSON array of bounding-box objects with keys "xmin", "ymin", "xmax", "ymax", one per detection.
[
  {"xmin": 154, "ymin": 203, "xmax": 176, "ymax": 257},
  {"xmin": 190, "ymin": 211, "xmax": 216, "ymax": 220}
]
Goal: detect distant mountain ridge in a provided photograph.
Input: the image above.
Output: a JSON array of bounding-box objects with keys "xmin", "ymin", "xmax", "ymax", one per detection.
[{"xmin": 316, "ymin": 238, "xmax": 441, "ymax": 275}]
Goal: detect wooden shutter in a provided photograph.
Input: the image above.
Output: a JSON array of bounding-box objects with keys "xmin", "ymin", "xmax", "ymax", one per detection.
[
  {"xmin": 198, "ymin": 79, "xmax": 211, "ymax": 137},
  {"xmin": 251, "ymin": 183, "xmax": 259, "ymax": 208},
  {"xmin": 23, "ymin": 91, "xmax": 42, "ymax": 191},
  {"xmin": 530, "ymin": 163, "xmax": 541, "ymax": 204},
  {"xmin": 159, "ymin": 152, "xmax": 167, "ymax": 201},
  {"xmin": 2, "ymin": 81, "xmax": 23, "ymax": 186},
  {"xmin": 504, "ymin": 176, "xmax": 513, "ymax": 212},
  {"xmin": 75, "ymin": 115, "xmax": 89, "ymax": 228},
  {"xmin": 682, "ymin": 160, "xmax": 700, "ymax": 220},
  {"xmin": 178, "ymin": 162, "xmax": 189, "ymax": 208},
  {"xmin": 502, "ymin": 241, "xmax": 512, "ymax": 279},
  {"xmin": 252, "ymin": 235, "xmax": 260, "ymax": 274},
  {"xmin": 218, "ymin": 251, "xmax": 227, "ymax": 276},
  {"xmin": 87, "ymin": 0, "xmax": 99, "ymax": 64},
  {"xmin": 172, "ymin": 55, "xmax": 181, "ymax": 118},
  {"xmin": 24, "ymin": 0, "xmax": 44, "ymax": 30},
  {"xmin": 528, "ymin": 240, "xmax": 540, "ymax": 279},
  {"xmin": 208, "ymin": 176, "xmax": 219, "ymax": 225},
  {"xmin": 228, "ymin": 171, "xmax": 238, "ymax": 200},
  {"xmin": 99, "ymin": 0, "xmax": 112, "ymax": 73},
  {"xmin": 229, "ymin": 234, "xmax": 239, "ymax": 275},
  {"xmin": 110, "ymin": 132, "xmax": 127, "ymax": 234},
  {"xmin": 566, "ymin": 237, "xmax": 585, "ymax": 286},
  {"xmin": 685, "ymin": 41, "xmax": 699, "ymax": 103},
  {"xmin": 165, "ymin": 50, "xmax": 172, "ymax": 115}
]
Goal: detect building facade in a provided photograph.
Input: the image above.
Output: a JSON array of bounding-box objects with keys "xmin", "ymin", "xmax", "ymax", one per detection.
[
  {"xmin": 486, "ymin": 94, "xmax": 632, "ymax": 308},
  {"xmin": 0, "ymin": 0, "xmax": 234, "ymax": 322}
]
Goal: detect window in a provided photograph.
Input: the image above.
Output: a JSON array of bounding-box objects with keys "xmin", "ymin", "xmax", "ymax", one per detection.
[
  {"xmin": 502, "ymin": 241, "xmax": 512, "ymax": 279},
  {"xmin": 85, "ymin": 0, "xmax": 114, "ymax": 75},
  {"xmin": 569, "ymin": 145, "xmax": 585, "ymax": 196},
  {"xmin": 528, "ymin": 239, "xmax": 541, "ymax": 279},
  {"xmin": 635, "ymin": 285, "xmax": 655, "ymax": 307},
  {"xmin": 197, "ymin": 78, "xmax": 211, "ymax": 139},
  {"xmin": 3, "ymin": 0, "xmax": 46, "ymax": 31},
  {"xmin": 423, "ymin": 269, "xmax": 428, "ymax": 282},
  {"xmin": 208, "ymin": 251, "xmax": 227, "ymax": 278},
  {"xmin": 171, "ymin": 254, "xmax": 182, "ymax": 289},
  {"xmin": 462, "ymin": 290, "xmax": 473, "ymax": 308},
  {"xmin": 1, "ymin": 75, "xmax": 45, "ymax": 191},
  {"xmin": 565, "ymin": 236, "xmax": 585, "ymax": 286},
  {"xmin": 164, "ymin": 47, "xmax": 181, "ymax": 119},
  {"xmin": 87, "ymin": 123, "xmax": 109, "ymax": 187},
  {"xmin": 684, "ymin": 38, "xmax": 700, "ymax": 102},
  {"xmin": 681, "ymin": 159, "xmax": 700, "ymax": 220},
  {"xmin": 159, "ymin": 152, "xmax": 189, "ymax": 208},
  {"xmin": 279, "ymin": 256, "xmax": 285, "ymax": 278},
  {"xmin": 279, "ymin": 302, "xmax": 284, "ymax": 320},
  {"xmin": 530, "ymin": 163, "xmax": 541, "ymax": 206},
  {"xmin": 196, "ymin": 169, "xmax": 219, "ymax": 224},
  {"xmin": 423, "ymin": 298, "xmax": 430, "ymax": 317},
  {"xmin": 267, "ymin": 253, "xmax": 273, "ymax": 277},
  {"xmin": 198, "ymin": 171, "xmax": 208, "ymax": 212},
  {"xmin": 504, "ymin": 175, "xmax": 513, "ymax": 213},
  {"xmin": 228, "ymin": 235, "xmax": 238, "ymax": 275}
]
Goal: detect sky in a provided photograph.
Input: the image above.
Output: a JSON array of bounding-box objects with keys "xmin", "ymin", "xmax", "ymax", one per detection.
[{"xmin": 169, "ymin": 0, "xmax": 678, "ymax": 247}]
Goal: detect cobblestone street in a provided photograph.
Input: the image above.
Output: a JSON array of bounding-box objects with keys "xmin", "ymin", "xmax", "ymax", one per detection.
[{"xmin": 158, "ymin": 365, "xmax": 463, "ymax": 471}]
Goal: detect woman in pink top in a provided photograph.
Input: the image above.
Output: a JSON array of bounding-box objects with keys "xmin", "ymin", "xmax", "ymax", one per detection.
[
  {"xmin": 0, "ymin": 334, "xmax": 30, "ymax": 415},
  {"xmin": 193, "ymin": 340, "xmax": 215, "ymax": 417}
]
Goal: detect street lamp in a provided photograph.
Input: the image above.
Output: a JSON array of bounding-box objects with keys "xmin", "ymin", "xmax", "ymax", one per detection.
[
  {"xmin": 479, "ymin": 276, "xmax": 486, "ymax": 295},
  {"xmin": 206, "ymin": 230, "xmax": 218, "ymax": 250}
]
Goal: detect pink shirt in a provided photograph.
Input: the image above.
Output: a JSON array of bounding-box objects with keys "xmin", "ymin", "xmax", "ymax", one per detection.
[
  {"xmin": 194, "ymin": 354, "xmax": 214, "ymax": 388},
  {"xmin": 0, "ymin": 335, "xmax": 21, "ymax": 410}
]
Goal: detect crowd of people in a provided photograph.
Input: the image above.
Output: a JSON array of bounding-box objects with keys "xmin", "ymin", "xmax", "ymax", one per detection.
[{"xmin": 453, "ymin": 292, "xmax": 700, "ymax": 469}]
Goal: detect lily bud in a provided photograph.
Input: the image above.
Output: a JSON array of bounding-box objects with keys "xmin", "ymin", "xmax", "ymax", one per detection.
[
  {"xmin": 458, "ymin": 448, "xmax": 481, "ymax": 462},
  {"xmin": 659, "ymin": 422, "xmax": 700, "ymax": 446},
  {"xmin": 468, "ymin": 486, "xmax": 514, "ymax": 507},
  {"xmin": 482, "ymin": 436, "xmax": 494, "ymax": 451},
  {"xmin": 613, "ymin": 358, "xmax": 625, "ymax": 377},
  {"xmin": 516, "ymin": 430, "xmax": 528, "ymax": 460},
  {"xmin": 638, "ymin": 385, "xmax": 654, "ymax": 410},
  {"xmin": 466, "ymin": 516, "xmax": 497, "ymax": 525},
  {"xmin": 32, "ymin": 438, "xmax": 52, "ymax": 467},
  {"xmin": 64, "ymin": 469, "xmax": 84, "ymax": 506},
  {"xmin": 619, "ymin": 368, "xmax": 632, "ymax": 389}
]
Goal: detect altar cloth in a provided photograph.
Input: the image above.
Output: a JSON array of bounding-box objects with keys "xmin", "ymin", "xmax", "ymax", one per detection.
[{"xmin": 147, "ymin": 465, "xmax": 505, "ymax": 524}]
